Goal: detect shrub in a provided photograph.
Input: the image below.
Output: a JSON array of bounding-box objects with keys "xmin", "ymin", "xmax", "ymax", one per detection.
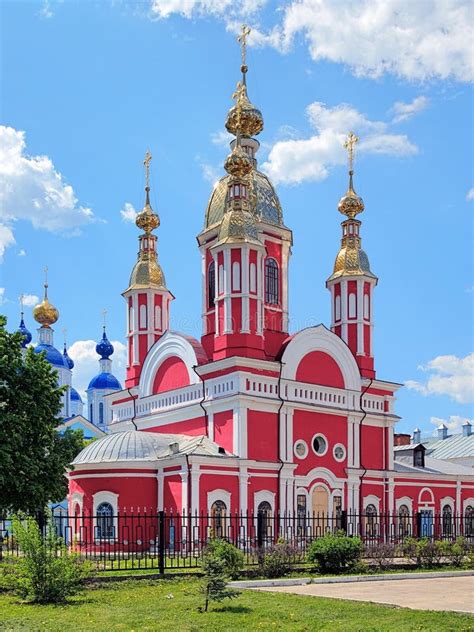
[
  {"xmin": 439, "ymin": 537, "xmax": 470, "ymax": 567},
  {"xmin": 200, "ymin": 549, "xmax": 240, "ymax": 612},
  {"xmin": 203, "ymin": 539, "xmax": 244, "ymax": 579},
  {"xmin": 401, "ymin": 537, "xmax": 443, "ymax": 568},
  {"xmin": 9, "ymin": 515, "xmax": 91, "ymax": 603},
  {"xmin": 307, "ymin": 532, "xmax": 363, "ymax": 574},
  {"xmin": 260, "ymin": 538, "xmax": 296, "ymax": 579},
  {"xmin": 365, "ymin": 543, "xmax": 397, "ymax": 571}
]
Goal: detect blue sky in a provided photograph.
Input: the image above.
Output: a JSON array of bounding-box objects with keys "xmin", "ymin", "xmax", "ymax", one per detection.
[{"xmin": 1, "ymin": 0, "xmax": 473, "ymax": 436}]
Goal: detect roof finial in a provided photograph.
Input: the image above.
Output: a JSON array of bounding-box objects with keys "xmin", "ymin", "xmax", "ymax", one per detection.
[
  {"xmin": 63, "ymin": 327, "xmax": 67, "ymax": 347},
  {"xmin": 102, "ymin": 308, "xmax": 107, "ymax": 332},
  {"xmin": 44, "ymin": 266, "xmax": 49, "ymax": 299},
  {"xmin": 237, "ymin": 24, "xmax": 251, "ymax": 83},
  {"xmin": 19, "ymin": 293, "xmax": 24, "ymax": 317},
  {"xmin": 143, "ymin": 149, "xmax": 152, "ymax": 205},
  {"xmin": 344, "ymin": 131, "xmax": 359, "ymax": 191}
]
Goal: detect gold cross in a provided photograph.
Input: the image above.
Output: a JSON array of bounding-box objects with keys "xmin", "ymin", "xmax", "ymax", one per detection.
[
  {"xmin": 344, "ymin": 132, "xmax": 359, "ymax": 172},
  {"xmin": 143, "ymin": 150, "xmax": 152, "ymax": 189},
  {"xmin": 102, "ymin": 308, "xmax": 107, "ymax": 329},
  {"xmin": 237, "ymin": 24, "xmax": 251, "ymax": 67}
]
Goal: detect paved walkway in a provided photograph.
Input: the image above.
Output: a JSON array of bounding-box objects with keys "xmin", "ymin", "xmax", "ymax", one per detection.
[{"xmin": 252, "ymin": 576, "xmax": 474, "ymax": 614}]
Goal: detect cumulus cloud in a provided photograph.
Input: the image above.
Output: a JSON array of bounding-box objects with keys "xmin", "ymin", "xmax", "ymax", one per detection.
[
  {"xmin": 467, "ymin": 188, "xmax": 474, "ymax": 202},
  {"xmin": 196, "ymin": 157, "xmax": 220, "ymax": 186},
  {"xmin": 150, "ymin": 0, "xmax": 267, "ymax": 19},
  {"xmin": 21, "ymin": 294, "xmax": 39, "ymax": 307},
  {"xmin": 18, "ymin": 249, "xmax": 26, "ymax": 257},
  {"xmin": 38, "ymin": 0, "xmax": 53, "ymax": 19},
  {"xmin": 261, "ymin": 101, "xmax": 418, "ymax": 185},
  {"xmin": 430, "ymin": 415, "xmax": 472, "ymax": 434},
  {"xmin": 405, "ymin": 353, "xmax": 474, "ymax": 404},
  {"xmin": 150, "ymin": 0, "xmax": 473, "ymax": 84},
  {"xmin": 390, "ymin": 96, "xmax": 430, "ymax": 123},
  {"xmin": 0, "ymin": 126, "xmax": 95, "ymax": 259},
  {"xmin": 120, "ymin": 202, "xmax": 138, "ymax": 223},
  {"xmin": 210, "ymin": 130, "xmax": 233, "ymax": 148},
  {"xmin": 0, "ymin": 288, "xmax": 5, "ymax": 306},
  {"xmin": 68, "ymin": 339, "xmax": 127, "ymax": 401}
]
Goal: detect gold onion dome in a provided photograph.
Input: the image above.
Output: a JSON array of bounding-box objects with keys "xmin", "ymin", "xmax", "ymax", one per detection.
[
  {"xmin": 225, "ymin": 83, "xmax": 263, "ymax": 138},
  {"xmin": 33, "ymin": 282, "xmax": 59, "ymax": 328},
  {"xmin": 338, "ymin": 171, "xmax": 364, "ymax": 219},
  {"xmin": 224, "ymin": 143, "xmax": 253, "ymax": 178},
  {"xmin": 135, "ymin": 188, "xmax": 160, "ymax": 234}
]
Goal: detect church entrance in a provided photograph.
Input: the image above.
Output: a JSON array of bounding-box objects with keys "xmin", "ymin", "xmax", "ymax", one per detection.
[{"xmin": 311, "ymin": 485, "xmax": 329, "ymax": 515}]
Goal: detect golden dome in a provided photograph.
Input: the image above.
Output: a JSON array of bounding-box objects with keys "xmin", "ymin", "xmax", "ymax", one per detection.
[
  {"xmin": 329, "ymin": 238, "xmax": 376, "ymax": 281},
  {"xmin": 224, "ymin": 144, "xmax": 253, "ymax": 178},
  {"xmin": 33, "ymin": 285, "xmax": 59, "ymax": 328},
  {"xmin": 225, "ymin": 84, "xmax": 264, "ymax": 138},
  {"xmin": 217, "ymin": 207, "xmax": 261, "ymax": 245},
  {"xmin": 136, "ymin": 188, "xmax": 160, "ymax": 234},
  {"xmin": 338, "ymin": 172, "xmax": 364, "ymax": 219},
  {"xmin": 127, "ymin": 251, "xmax": 166, "ymax": 291}
]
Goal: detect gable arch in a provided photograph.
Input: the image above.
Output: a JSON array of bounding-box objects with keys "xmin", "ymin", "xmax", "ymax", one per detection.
[
  {"xmin": 139, "ymin": 331, "xmax": 203, "ymax": 397},
  {"xmin": 280, "ymin": 325, "xmax": 360, "ymax": 392}
]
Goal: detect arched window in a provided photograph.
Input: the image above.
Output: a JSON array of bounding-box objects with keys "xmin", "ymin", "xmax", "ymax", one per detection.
[
  {"xmin": 249, "ymin": 263, "xmax": 257, "ymax": 293},
  {"xmin": 232, "ymin": 261, "xmax": 241, "ymax": 291},
  {"xmin": 297, "ymin": 494, "xmax": 307, "ymax": 535},
  {"xmin": 265, "ymin": 258, "xmax": 279, "ymax": 305},
  {"xmin": 99, "ymin": 402, "xmax": 104, "ymax": 425},
  {"xmin": 398, "ymin": 504, "xmax": 410, "ymax": 538},
  {"xmin": 335, "ymin": 295, "xmax": 341, "ymax": 321},
  {"xmin": 363, "ymin": 293, "xmax": 370, "ymax": 319},
  {"xmin": 208, "ymin": 261, "xmax": 216, "ymax": 308},
  {"xmin": 211, "ymin": 500, "xmax": 227, "ymax": 538},
  {"xmin": 154, "ymin": 305, "xmax": 162, "ymax": 330},
  {"xmin": 442, "ymin": 504, "xmax": 453, "ymax": 537},
  {"xmin": 129, "ymin": 306, "xmax": 133, "ymax": 331},
  {"xmin": 89, "ymin": 403, "xmax": 93, "ymax": 423},
  {"xmin": 139, "ymin": 304, "xmax": 147, "ymax": 329},
  {"xmin": 348, "ymin": 293, "xmax": 356, "ymax": 318},
  {"xmin": 96, "ymin": 502, "xmax": 114, "ymax": 539},
  {"xmin": 464, "ymin": 506, "xmax": 473, "ymax": 537},
  {"xmin": 257, "ymin": 501, "xmax": 272, "ymax": 538},
  {"xmin": 365, "ymin": 504, "xmax": 378, "ymax": 539}
]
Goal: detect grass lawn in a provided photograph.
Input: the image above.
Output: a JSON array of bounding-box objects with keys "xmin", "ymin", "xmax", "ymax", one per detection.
[{"xmin": 0, "ymin": 578, "xmax": 472, "ymax": 631}]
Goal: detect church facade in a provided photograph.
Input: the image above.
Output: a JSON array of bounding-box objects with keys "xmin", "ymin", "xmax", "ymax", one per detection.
[{"xmin": 66, "ymin": 33, "xmax": 473, "ymax": 532}]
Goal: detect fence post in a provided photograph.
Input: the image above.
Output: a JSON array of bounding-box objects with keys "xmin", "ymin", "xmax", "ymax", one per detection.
[
  {"xmin": 158, "ymin": 511, "xmax": 165, "ymax": 576},
  {"xmin": 415, "ymin": 511, "xmax": 422, "ymax": 538},
  {"xmin": 257, "ymin": 511, "xmax": 264, "ymax": 565},
  {"xmin": 341, "ymin": 510, "xmax": 348, "ymax": 534}
]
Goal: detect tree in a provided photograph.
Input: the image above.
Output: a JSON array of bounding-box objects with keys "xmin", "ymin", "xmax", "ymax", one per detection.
[
  {"xmin": 0, "ymin": 315, "xmax": 85, "ymax": 515},
  {"xmin": 200, "ymin": 553, "xmax": 240, "ymax": 613}
]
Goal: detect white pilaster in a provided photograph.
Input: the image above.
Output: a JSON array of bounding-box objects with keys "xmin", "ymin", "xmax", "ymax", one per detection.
[
  {"xmin": 356, "ymin": 278, "xmax": 364, "ymax": 355},
  {"xmin": 340, "ymin": 279, "xmax": 348, "ymax": 343},
  {"xmin": 241, "ymin": 245, "xmax": 250, "ymax": 333}
]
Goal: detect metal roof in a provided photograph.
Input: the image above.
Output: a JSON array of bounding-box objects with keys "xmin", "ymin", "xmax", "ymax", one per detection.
[
  {"xmin": 394, "ymin": 455, "xmax": 474, "ymax": 476},
  {"xmin": 424, "ymin": 433, "xmax": 474, "ymax": 460}
]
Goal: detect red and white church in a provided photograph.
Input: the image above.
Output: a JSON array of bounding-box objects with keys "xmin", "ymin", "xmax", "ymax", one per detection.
[{"xmin": 68, "ymin": 42, "xmax": 474, "ymax": 532}]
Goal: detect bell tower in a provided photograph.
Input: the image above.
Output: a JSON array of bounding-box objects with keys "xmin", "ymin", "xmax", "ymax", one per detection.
[
  {"xmin": 123, "ymin": 152, "xmax": 173, "ymax": 388},
  {"xmin": 326, "ymin": 132, "xmax": 378, "ymax": 378}
]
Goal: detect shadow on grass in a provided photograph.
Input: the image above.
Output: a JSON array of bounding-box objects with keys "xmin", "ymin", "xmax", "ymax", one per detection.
[{"xmin": 212, "ymin": 605, "xmax": 252, "ymax": 613}]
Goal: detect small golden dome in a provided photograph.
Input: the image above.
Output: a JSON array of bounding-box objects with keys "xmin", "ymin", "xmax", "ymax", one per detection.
[
  {"xmin": 224, "ymin": 144, "xmax": 253, "ymax": 178},
  {"xmin": 136, "ymin": 189, "xmax": 160, "ymax": 234},
  {"xmin": 225, "ymin": 84, "xmax": 264, "ymax": 138},
  {"xmin": 338, "ymin": 172, "xmax": 364, "ymax": 219},
  {"xmin": 217, "ymin": 208, "xmax": 260, "ymax": 245},
  {"xmin": 33, "ymin": 285, "xmax": 59, "ymax": 328}
]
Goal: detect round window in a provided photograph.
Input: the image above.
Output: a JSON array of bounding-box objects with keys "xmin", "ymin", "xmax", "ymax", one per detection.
[
  {"xmin": 333, "ymin": 444, "xmax": 346, "ymax": 461},
  {"xmin": 294, "ymin": 440, "xmax": 308, "ymax": 459},
  {"xmin": 312, "ymin": 434, "xmax": 327, "ymax": 456}
]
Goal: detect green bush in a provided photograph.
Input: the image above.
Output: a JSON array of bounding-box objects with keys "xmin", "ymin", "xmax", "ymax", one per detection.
[
  {"xmin": 203, "ymin": 539, "xmax": 244, "ymax": 579},
  {"xmin": 260, "ymin": 538, "xmax": 296, "ymax": 578},
  {"xmin": 400, "ymin": 537, "xmax": 443, "ymax": 568},
  {"xmin": 439, "ymin": 537, "xmax": 470, "ymax": 567},
  {"xmin": 9, "ymin": 515, "xmax": 91, "ymax": 603},
  {"xmin": 307, "ymin": 532, "xmax": 363, "ymax": 574},
  {"xmin": 365, "ymin": 542, "xmax": 397, "ymax": 570}
]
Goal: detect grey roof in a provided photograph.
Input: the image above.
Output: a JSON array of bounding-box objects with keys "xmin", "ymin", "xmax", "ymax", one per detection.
[
  {"xmin": 72, "ymin": 430, "xmax": 233, "ymax": 465},
  {"xmin": 394, "ymin": 455, "xmax": 474, "ymax": 476},
  {"xmin": 393, "ymin": 443, "xmax": 423, "ymax": 452},
  {"xmin": 423, "ymin": 433, "xmax": 474, "ymax": 460}
]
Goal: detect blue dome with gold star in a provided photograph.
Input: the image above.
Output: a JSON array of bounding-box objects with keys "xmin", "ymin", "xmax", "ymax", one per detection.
[{"xmin": 96, "ymin": 328, "xmax": 114, "ymax": 359}]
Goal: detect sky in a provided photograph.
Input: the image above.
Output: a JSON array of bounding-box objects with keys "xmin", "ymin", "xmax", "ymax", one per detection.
[{"xmin": 1, "ymin": 0, "xmax": 473, "ymax": 437}]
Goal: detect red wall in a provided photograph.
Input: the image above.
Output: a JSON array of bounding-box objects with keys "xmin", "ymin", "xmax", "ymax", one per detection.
[
  {"xmin": 152, "ymin": 356, "xmax": 190, "ymax": 394},
  {"xmin": 247, "ymin": 410, "xmax": 278, "ymax": 461},
  {"xmin": 214, "ymin": 410, "xmax": 234, "ymax": 453},
  {"xmin": 296, "ymin": 351, "xmax": 345, "ymax": 388}
]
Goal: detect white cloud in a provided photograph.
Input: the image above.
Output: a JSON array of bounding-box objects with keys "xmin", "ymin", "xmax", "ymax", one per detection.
[
  {"xmin": 120, "ymin": 202, "xmax": 138, "ymax": 223},
  {"xmin": 210, "ymin": 130, "xmax": 233, "ymax": 148},
  {"xmin": 0, "ymin": 126, "xmax": 95, "ymax": 259},
  {"xmin": 197, "ymin": 158, "xmax": 220, "ymax": 186},
  {"xmin": 467, "ymin": 188, "xmax": 474, "ymax": 202},
  {"xmin": 38, "ymin": 0, "xmax": 53, "ymax": 19},
  {"xmin": 18, "ymin": 249, "xmax": 26, "ymax": 257},
  {"xmin": 261, "ymin": 101, "xmax": 418, "ymax": 185},
  {"xmin": 405, "ymin": 353, "xmax": 474, "ymax": 404},
  {"xmin": 390, "ymin": 96, "xmax": 430, "ymax": 123},
  {"xmin": 150, "ymin": 0, "xmax": 266, "ymax": 19},
  {"xmin": 0, "ymin": 224, "xmax": 16, "ymax": 261},
  {"xmin": 0, "ymin": 288, "xmax": 5, "ymax": 306},
  {"xmin": 430, "ymin": 415, "xmax": 472, "ymax": 434},
  {"xmin": 68, "ymin": 339, "xmax": 127, "ymax": 401},
  {"xmin": 150, "ymin": 0, "xmax": 473, "ymax": 84},
  {"xmin": 21, "ymin": 294, "xmax": 39, "ymax": 307}
]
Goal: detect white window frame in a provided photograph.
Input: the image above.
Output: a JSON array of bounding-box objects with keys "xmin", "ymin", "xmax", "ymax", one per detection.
[
  {"xmin": 139, "ymin": 304, "xmax": 147, "ymax": 329},
  {"xmin": 333, "ymin": 443, "xmax": 346, "ymax": 462},
  {"xmin": 348, "ymin": 293, "xmax": 356, "ymax": 318},
  {"xmin": 395, "ymin": 496, "xmax": 413, "ymax": 513},
  {"xmin": 311, "ymin": 433, "xmax": 328, "ymax": 457},
  {"xmin": 418, "ymin": 487, "xmax": 435, "ymax": 507},
  {"xmin": 232, "ymin": 261, "xmax": 241, "ymax": 291},
  {"xmin": 92, "ymin": 491, "xmax": 118, "ymax": 543},
  {"xmin": 254, "ymin": 490, "xmax": 275, "ymax": 516},
  {"xmin": 207, "ymin": 489, "xmax": 231, "ymax": 514},
  {"xmin": 363, "ymin": 494, "xmax": 380, "ymax": 513},
  {"xmin": 293, "ymin": 440, "xmax": 308, "ymax": 460}
]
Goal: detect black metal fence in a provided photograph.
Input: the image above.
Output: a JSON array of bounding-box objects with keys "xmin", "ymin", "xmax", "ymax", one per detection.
[{"xmin": 1, "ymin": 510, "xmax": 472, "ymax": 573}]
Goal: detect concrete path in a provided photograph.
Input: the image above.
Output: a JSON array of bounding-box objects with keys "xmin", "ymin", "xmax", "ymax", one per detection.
[{"xmin": 252, "ymin": 576, "xmax": 474, "ymax": 614}]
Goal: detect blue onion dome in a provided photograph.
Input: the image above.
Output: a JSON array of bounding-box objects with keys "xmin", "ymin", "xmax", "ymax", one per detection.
[
  {"xmin": 88, "ymin": 372, "xmax": 122, "ymax": 391},
  {"xmin": 34, "ymin": 343, "xmax": 68, "ymax": 368},
  {"xmin": 96, "ymin": 327, "xmax": 114, "ymax": 359},
  {"xmin": 17, "ymin": 314, "xmax": 32, "ymax": 347},
  {"xmin": 70, "ymin": 387, "xmax": 82, "ymax": 402},
  {"xmin": 63, "ymin": 343, "xmax": 74, "ymax": 369}
]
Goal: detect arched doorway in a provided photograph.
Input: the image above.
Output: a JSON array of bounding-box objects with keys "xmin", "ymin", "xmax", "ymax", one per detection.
[{"xmin": 312, "ymin": 485, "xmax": 329, "ymax": 515}]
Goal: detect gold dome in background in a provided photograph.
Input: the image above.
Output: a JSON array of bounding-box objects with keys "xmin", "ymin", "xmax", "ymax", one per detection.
[
  {"xmin": 224, "ymin": 144, "xmax": 253, "ymax": 178},
  {"xmin": 33, "ymin": 282, "xmax": 59, "ymax": 328}
]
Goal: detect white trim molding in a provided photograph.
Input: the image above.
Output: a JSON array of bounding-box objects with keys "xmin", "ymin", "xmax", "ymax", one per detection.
[
  {"xmin": 418, "ymin": 487, "xmax": 435, "ymax": 506},
  {"xmin": 363, "ymin": 494, "xmax": 381, "ymax": 512},
  {"xmin": 254, "ymin": 490, "xmax": 276, "ymax": 515},
  {"xmin": 207, "ymin": 489, "xmax": 231, "ymax": 513},
  {"xmin": 311, "ymin": 433, "xmax": 328, "ymax": 457},
  {"xmin": 440, "ymin": 496, "xmax": 455, "ymax": 512},
  {"xmin": 395, "ymin": 496, "xmax": 413, "ymax": 513},
  {"xmin": 280, "ymin": 324, "xmax": 361, "ymax": 391},
  {"xmin": 92, "ymin": 490, "xmax": 119, "ymax": 542}
]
